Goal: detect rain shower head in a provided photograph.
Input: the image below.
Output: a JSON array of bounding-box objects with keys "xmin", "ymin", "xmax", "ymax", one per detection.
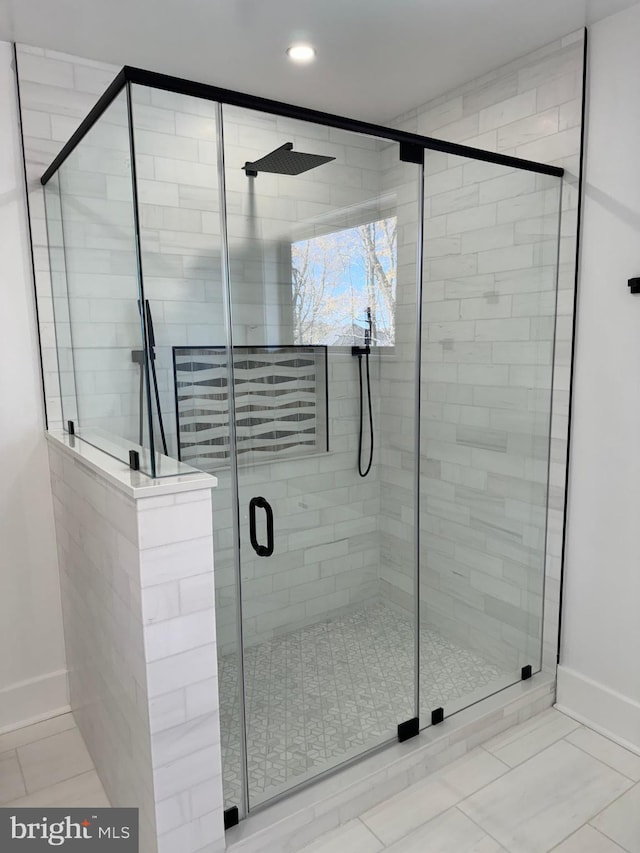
[{"xmin": 243, "ymin": 142, "xmax": 335, "ymax": 177}]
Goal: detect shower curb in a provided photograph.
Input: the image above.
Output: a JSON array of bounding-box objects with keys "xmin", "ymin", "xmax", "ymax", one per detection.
[{"xmin": 225, "ymin": 673, "xmax": 555, "ymax": 853}]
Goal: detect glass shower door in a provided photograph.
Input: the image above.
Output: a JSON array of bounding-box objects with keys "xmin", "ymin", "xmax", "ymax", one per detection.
[
  {"xmin": 418, "ymin": 151, "xmax": 562, "ymax": 724},
  {"xmin": 221, "ymin": 105, "xmax": 422, "ymax": 809}
]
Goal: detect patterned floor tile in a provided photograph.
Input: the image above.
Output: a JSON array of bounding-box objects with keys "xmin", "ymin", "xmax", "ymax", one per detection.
[{"xmin": 218, "ymin": 600, "xmax": 510, "ymax": 807}]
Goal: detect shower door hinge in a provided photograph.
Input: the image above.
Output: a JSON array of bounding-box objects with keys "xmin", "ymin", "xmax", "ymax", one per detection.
[
  {"xmin": 399, "ymin": 141, "xmax": 423, "ymax": 164},
  {"xmin": 67, "ymin": 419, "xmax": 75, "ymax": 435},
  {"xmin": 397, "ymin": 717, "xmax": 419, "ymax": 742},
  {"xmin": 431, "ymin": 707, "xmax": 444, "ymax": 725},
  {"xmin": 521, "ymin": 665, "xmax": 533, "ymax": 680},
  {"xmin": 224, "ymin": 806, "xmax": 239, "ymax": 830},
  {"xmin": 129, "ymin": 450, "xmax": 140, "ymax": 471}
]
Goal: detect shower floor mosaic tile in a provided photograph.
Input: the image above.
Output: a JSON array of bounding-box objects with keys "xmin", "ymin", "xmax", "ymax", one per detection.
[{"xmin": 218, "ymin": 600, "xmax": 512, "ymax": 808}]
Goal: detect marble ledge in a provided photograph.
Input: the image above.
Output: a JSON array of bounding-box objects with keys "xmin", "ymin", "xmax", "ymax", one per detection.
[{"xmin": 46, "ymin": 430, "xmax": 217, "ymax": 500}]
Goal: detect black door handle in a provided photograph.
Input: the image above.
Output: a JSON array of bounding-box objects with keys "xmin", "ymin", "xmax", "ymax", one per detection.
[{"xmin": 249, "ymin": 496, "xmax": 274, "ymax": 557}]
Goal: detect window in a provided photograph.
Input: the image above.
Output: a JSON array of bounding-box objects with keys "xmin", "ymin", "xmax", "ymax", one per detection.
[{"xmin": 292, "ymin": 217, "xmax": 397, "ymax": 346}]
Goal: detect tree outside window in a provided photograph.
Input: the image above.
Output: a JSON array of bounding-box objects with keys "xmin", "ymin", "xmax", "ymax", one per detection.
[{"xmin": 292, "ymin": 217, "xmax": 397, "ymax": 346}]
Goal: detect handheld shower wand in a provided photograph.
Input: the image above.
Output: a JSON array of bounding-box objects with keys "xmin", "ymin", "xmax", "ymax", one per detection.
[{"xmin": 352, "ymin": 307, "xmax": 374, "ymax": 478}]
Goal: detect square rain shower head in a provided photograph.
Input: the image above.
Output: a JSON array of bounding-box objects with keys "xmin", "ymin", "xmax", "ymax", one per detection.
[{"xmin": 243, "ymin": 142, "xmax": 335, "ymax": 177}]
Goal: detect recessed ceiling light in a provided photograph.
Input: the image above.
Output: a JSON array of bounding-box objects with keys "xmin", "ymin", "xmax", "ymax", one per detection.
[{"xmin": 286, "ymin": 43, "xmax": 316, "ymax": 63}]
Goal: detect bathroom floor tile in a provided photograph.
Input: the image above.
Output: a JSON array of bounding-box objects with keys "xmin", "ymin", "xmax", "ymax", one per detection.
[
  {"xmin": 0, "ymin": 751, "xmax": 26, "ymax": 803},
  {"xmin": 360, "ymin": 770, "xmax": 460, "ymax": 845},
  {"xmin": 297, "ymin": 819, "xmax": 383, "ymax": 853},
  {"xmin": 7, "ymin": 770, "xmax": 110, "ymax": 809},
  {"xmin": 383, "ymin": 806, "xmax": 507, "ymax": 853},
  {"xmin": 459, "ymin": 740, "xmax": 632, "ymax": 853},
  {"xmin": 18, "ymin": 728, "xmax": 95, "ymax": 793},
  {"xmin": 482, "ymin": 707, "xmax": 580, "ymax": 767},
  {"xmin": 435, "ymin": 746, "xmax": 509, "ymax": 798},
  {"xmin": 0, "ymin": 713, "xmax": 76, "ymax": 753},
  {"xmin": 552, "ymin": 825, "xmax": 628, "ymax": 852},
  {"xmin": 566, "ymin": 726, "xmax": 640, "ymax": 781},
  {"xmin": 591, "ymin": 782, "xmax": 640, "ymax": 852}
]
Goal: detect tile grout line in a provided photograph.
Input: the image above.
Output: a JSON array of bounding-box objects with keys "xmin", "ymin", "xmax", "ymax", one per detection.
[
  {"xmin": 5, "ymin": 769, "xmax": 105, "ymax": 808},
  {"xmin": 562, "ymin": 731, "xmax": 640, "ymax": 783},
  {"xmin": 478, "ymin": 744, "xmax": 511, "ymax": 770},
  {"xmin": 585, "ymin": 779, "xmax": 638, "ymax": 830},
  {"xmin": 450, "ymin": 802, "xmax": 507, "ymax": 851},
  {"xmin": 547, "ymin": 824, "xmax": 588, "ymax": 852},
  {"xmin": 12, "ymin": 764, "xmax": 101, "ymax": 800},
  {"xmin": 585, "ymin": 823, "xmax": 634, "ymax": 853},
  {"xmin": 356, "ymin": 815, "xmax": 385, "ymax": 847},
  {"xmin": 13, "ymin": 726, "xmax": 98, "ymax": 799},
  {"xmin": 0, "ymin": 713, "xmax": 76, "ymax": 754},
  {"xmin": 547, "ymin": 820, "xmax": 630, "ymax": 853},
  {"xmin": 483, "ymin": 717, "xmax": 581, "ymax": 767},
  {"xmin": 13, "ymin": 747, "xmax": 28, "ymax": 800}
]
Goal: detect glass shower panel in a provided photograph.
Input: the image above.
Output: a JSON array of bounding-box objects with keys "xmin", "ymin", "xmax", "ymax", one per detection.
[
  {"xmin": 128, "ymin": 85, "xmax": 245, "ymax": 810},
  {"xmin": 44, "ymin": 174, "xmax": 78, "ymax": 428},
  {"xmin": 52, "ymin": 91, "xmax": 150, "ymax": 468},
  {"xmin": 222, "ymin": 105, "xmax": 421, "ymax": 808},
  {"xmin": 419, "ymin": 152, "xmax": 561, "ymax": 722}
]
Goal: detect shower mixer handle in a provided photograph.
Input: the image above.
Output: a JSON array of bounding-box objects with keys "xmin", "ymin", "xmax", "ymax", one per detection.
[{"xmin": 249, "ymin": 496, "xmax": 274, "ymax": 557}]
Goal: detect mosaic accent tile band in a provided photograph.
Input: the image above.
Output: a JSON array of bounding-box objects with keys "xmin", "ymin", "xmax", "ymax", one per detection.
[
  {"xmin": 173, "ymin": 345, "xmax": 328, "ymax": 471},
  {"xmin": 218, "ymin": 600, "xmax": 514, "ymax": 809}
]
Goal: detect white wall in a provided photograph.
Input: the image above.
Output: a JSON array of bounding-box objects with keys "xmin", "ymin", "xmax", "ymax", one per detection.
[
  {"xmin": 558, "ymin": 3, "xmax": 640, "ymax": 750},
  {"xmin": 0, "ymin": 39, "xmax": 67, "ymax": 730}
]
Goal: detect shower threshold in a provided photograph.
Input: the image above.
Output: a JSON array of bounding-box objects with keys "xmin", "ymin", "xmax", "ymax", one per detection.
[
  {"xmin": 225, "ymin": 671, "xmax": 555, "ymax": 853},
  {"xmin": 219, "ymin": 599, "xmax": 516, "ymax": 810}
]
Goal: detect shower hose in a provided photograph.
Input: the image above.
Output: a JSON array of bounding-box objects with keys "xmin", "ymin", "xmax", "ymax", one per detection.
[
  {"xmin": 136, "ymin": 299, "xmax": 168, "ymax": 456},
  {"xmin": 357, "ymin": 350, "xmax": 374, "ymax": 477}
]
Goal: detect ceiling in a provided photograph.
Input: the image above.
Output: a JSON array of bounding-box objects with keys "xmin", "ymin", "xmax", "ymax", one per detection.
[{"xmin": 0, "ymin": 0, "xmax": 637, "ymax": 122}]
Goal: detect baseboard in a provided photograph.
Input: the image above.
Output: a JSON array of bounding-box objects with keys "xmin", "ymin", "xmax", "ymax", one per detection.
[
  {"xmin": 0, "ymin": 669, "xmax": 70, "ymax": 734},
  {"xmin": 556, "ymin": 665, "xmax": 640, "ymax": 754}
]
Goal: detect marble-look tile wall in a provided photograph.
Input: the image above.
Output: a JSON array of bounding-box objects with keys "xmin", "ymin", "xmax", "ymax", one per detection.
[
  {"xmin": 42, "ymin": 90, "xmax": 144, "ymax": 448},
  {"xmin": 127, "ymin": 97, "xmax": 389, "ymax": 650},
  {"xmin": 16, "ymin": 46, "xmax": 121, "ymax": 431},
  {"xmin": 138, "ymin": 488, "xmax": 225, "ymax": 853},
  {"xmin": 48, "ymin": 437, "xmax": 157, "ymax": 850},
  {"xmin": 17, "ymin": 47, "xmax": 388, "ymax": 643},
  {"xmin": 379, "ymin": 31, "xmax": 584, "ymax": 673},
  {"xmin": 47, "ymin": 435, "xmax": 224, "ymax": 853}
]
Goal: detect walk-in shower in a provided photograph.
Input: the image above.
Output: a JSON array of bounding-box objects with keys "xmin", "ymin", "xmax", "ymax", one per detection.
[{"xmin": 41, "ymin": 66, "xmax": 563, "ymax": 824}]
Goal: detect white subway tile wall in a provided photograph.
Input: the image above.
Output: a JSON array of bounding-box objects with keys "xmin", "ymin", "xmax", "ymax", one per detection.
[
  {"xmin": 383, "ymin": 31, "xmax": 583, "ymax": 676},
  {"xmin": 17, "ymin": 47, "xmax": 122, "ymax": 430},
  {"xmin": 47, "ymin": 438, "xmax": 224, "ymax": 853},
  {"xmin": 33, "ymin": 71, "xmax": 398, "ymax": 655},
  {"xmin": 47, "ymin": 440, "xmax": 157, "ymax": 850}
]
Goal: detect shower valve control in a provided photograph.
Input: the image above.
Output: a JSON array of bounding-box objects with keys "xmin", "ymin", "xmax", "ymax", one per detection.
[{"xmin": 628, "ymin": 277, "xmax": 640, "ymax": 294}]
